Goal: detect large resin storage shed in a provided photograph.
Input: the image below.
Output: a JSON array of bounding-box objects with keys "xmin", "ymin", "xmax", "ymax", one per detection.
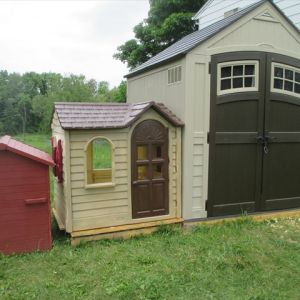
[
  {"xmin": 0, "ymin": 136, "xmax": 54, "ymax": 254},
  {"xmin": 51, "ymin": 101, "xmax": 183, "ymax": 243},
  {"xmin": 126, "ymin": 0, "xmax": 300, "ymax": 220}
]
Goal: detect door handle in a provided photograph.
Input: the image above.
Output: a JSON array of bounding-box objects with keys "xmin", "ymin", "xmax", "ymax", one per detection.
[
  {"xmin": 256, "ymin": 135, "xmax": 269, "ymax": 154},
  {"xmin": 256, "ymin": 135, "xmax": 264, "ymax": 144}
]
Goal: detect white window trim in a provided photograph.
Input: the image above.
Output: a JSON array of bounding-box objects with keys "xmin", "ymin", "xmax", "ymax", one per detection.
[
  {"xmin": 217, "ymin": 60, "xmax": 259, "ymax": 96},
  {"xmin": 271, "ymin": 62, "xmax": 300, "ymax": 99},
  {"xmin": 167, "ymin": 65, "xmax": 182, "ymax": 85},
  {"xmin": 84, "ymin": 136, "xmax": 115, "ymax": 189}
]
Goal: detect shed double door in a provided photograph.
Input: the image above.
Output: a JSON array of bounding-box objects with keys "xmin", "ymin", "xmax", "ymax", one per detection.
[
  {"xmin": 131, "ymin": 120, "xmax": 169, "ymax": 219},
  {"xmin": 208, "ymin": 52, "xmax": 300, "ymax": 217}
]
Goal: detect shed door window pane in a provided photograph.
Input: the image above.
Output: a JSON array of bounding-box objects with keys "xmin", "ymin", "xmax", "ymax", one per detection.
[
  {"xmin": 219, "ymin": 62, "xmax": 258, "ymax": 94},
  {"xmin": 285, "ymin": 69, "xmax": 294, "ymax": 80},
  {"xmin": 221, "ymin": 79, "xmax": 231, "ymax": 90},
  {"xmin": 274, "ymin": 67, "xmax": 283, "ymax": 78},
  {"xmin": 284, "ymin": 81, "xmax": 293, "ymax": 92},
  {"xmin": 245, "ymin": 65, "xmax": 255, "ymax": 75},
  {"xmin": 274, "ymin": 79, "xmax": 283, "ymax": 89},
  {"xmin": 272, "ymin": 64, "xmax": 300, "ymax": 98},
  {"xmin": 233, "ymin": 77, "xmax": 243, "ymax": 88},
  {"xmin": 244, "ymin": 77, "xmax": 255, "ymax": 87},
  {"xmin": 233, "ymin": 65, "xmax": 243, "ymax": 76},
  {"xmin": 221, "ymin": 66, "xmax": 231, "ymax": 78}
]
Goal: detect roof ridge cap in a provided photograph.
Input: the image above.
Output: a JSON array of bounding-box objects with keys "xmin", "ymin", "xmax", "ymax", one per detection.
[{"xmin": 54, "ymin": 101, "xmax": 129, "ymax": 106}]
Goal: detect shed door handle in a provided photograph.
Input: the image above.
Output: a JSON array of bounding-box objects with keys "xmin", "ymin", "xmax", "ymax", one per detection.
[{"xmin": 24, "ymin": 198, "xmax": 47, "ymax": 205}]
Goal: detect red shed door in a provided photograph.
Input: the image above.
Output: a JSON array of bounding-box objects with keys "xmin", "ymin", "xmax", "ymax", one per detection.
[
  {"xmin": 131, "ymin": 120, "xmax": 169, "ymax": 219},
  {"xmin": 0, "ymin": 152, "xmax": 52, "ymax": 254}
]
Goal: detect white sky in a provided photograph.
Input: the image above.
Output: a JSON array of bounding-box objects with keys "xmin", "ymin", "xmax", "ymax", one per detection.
[{"xmin": 0, "ymin": 0, "xmax": 150, "ymax": 88}]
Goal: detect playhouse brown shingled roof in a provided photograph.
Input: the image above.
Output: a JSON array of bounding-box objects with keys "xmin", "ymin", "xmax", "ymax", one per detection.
[{"xmin": 54, "ymin": 101, "xmax": 184, "ymax": 129}]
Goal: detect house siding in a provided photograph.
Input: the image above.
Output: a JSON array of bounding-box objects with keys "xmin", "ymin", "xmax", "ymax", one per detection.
[{"xmin": 195, "ymin": 0, "xmax": 300, "ymax": 30}]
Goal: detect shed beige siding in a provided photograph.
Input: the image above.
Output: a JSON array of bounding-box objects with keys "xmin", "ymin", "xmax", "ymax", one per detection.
[
  {"xmin": 186, "ymin": 1, "xmax": 300, "ymax": 219},
  {"xmin": 68, "ymin": 109, "xmax": 181, "ymax": 232},
  {"xmin": 127, "ymin": 59, "xmax": 186, "ymax": 121}
]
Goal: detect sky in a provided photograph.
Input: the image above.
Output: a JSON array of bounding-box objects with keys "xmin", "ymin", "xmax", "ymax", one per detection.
[{"xmin": 0, "ymin": 0, "xmax": 150, "ymax": 87}]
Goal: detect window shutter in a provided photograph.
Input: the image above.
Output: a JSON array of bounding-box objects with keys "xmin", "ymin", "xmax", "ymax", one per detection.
[{"xmin": 51, "ymin": 137, "xmax": 58, "ymax": 177}]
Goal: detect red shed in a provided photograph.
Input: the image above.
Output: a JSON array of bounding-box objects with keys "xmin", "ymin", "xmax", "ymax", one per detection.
[{"xmin": 0, "ymin": 135, "xmax": 54, "ymax": 255}]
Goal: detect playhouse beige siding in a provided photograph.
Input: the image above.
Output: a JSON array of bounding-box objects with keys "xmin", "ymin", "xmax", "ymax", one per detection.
[{"xmin": 67, "ymin": 109, "xmax": 181, "ymax": 232}]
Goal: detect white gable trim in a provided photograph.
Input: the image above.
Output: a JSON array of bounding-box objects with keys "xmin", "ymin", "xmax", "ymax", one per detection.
[{"xmin": 192, "ymin": 0, "xmax": 214, "ymax": 20}]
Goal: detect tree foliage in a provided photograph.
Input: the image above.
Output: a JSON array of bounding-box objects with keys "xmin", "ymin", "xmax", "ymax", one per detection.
[
  {"xmin": 0, "ymin": 71, "xmax": 126, "ymax": 135},
  {"xmin": 114, "ymin": 0, "xmax": 206, "ymax": 69}
]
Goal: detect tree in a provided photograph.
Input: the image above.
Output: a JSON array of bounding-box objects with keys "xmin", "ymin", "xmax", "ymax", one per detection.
[
  {"xmin": 114, "ymin": 0, "xmax": 206, "ymax": 69},
  {"xmin": 0, "ymin": 69, "xmax": 127, "ymax": 135}
]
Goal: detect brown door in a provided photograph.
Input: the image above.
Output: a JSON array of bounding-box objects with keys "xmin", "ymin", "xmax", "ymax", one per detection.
[
  {"xmin": 131, "ymin": 120, "xmax": 169, "ymax": 219},
  {"xmin": 262, "ymin": 53, "xmax": 300, "ymax": 211},
  {"xmin": 208, "ymin": 52, "xmax": 300, "ymax": 217}
]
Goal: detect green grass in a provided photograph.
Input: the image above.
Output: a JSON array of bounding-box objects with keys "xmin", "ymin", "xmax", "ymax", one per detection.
[
  {"xmin": 92, "ymin": 139, "xmax": 112, "ymax": 169},
  {"xmin": 1, "ymin": 218, "xmax": 300, "ymax": 299},
  {"xmin": 1, "ymin": 134, "xmax": 300, "ymax": 299},
  {"xmin": 14, "ymin": 134, "xmax": 52, "ymax": 154}
]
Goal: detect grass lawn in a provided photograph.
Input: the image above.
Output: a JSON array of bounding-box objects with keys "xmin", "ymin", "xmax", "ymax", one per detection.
[{"xmin": 1, "ymin": 134, "xmax": 300, "ymax": 299}]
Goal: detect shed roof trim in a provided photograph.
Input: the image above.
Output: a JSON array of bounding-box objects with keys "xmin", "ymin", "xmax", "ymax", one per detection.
[
  {"xmin": 0, "ymin": 135, "xmax": 55, "ymax": 166},
  {"xmin": 125, "ymin": 0, "xmax": 295, "ymax": 78},
  {"xmin": 54, "ymin": 101, "xmax": 184, "ymax": 129}
]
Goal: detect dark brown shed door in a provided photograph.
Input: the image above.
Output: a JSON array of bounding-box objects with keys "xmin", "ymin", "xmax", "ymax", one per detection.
[
  {"xmin": 208, "ymin": 52, "xmax": 300, "ymax": 217},
  {"xmin": 131, "ymin": 120, "xmax": 169, "ymax": 219}
]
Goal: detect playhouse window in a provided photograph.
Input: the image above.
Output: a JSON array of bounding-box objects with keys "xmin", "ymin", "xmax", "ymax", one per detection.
[
  {"xmin": 86, "ymin": 138, "xmax": 113, "ymax": 185},
  {"xmin": 218, "ymin": 61, "xmax": 259, "ymax": 95},
  {"xmin": 271, "ymin": 63, "xmax": 300, "ymax": 98}
]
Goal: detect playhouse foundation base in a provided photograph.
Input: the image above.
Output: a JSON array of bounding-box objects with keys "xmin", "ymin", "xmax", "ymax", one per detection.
[{"xmin": 70, "ymin": 217, "xmax": 183, "ymax": 246}]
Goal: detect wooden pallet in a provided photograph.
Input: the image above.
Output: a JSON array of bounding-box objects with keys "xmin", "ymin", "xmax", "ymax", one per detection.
[{"xmin": 71, "ymin": 217, "xmax": 184, "ymax": 246}]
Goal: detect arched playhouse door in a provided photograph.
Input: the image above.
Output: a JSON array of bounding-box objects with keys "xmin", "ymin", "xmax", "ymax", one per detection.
[
  {"xmin": 131, "ymin": 120, "xmax": 169, "ymax": 219},
  {"xmin": 208, "ymin": 52, "xmax": 300, "ymax": 217}
]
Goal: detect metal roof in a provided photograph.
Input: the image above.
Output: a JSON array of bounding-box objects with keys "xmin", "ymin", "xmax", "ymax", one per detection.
[
  {"xmin": 0, "ymin": 135, "xmax": 55, "ymax": 166},
  {"xmin": 125, "ymin": 0, "xmax": 267, "ymax": 78},
  {"xmin": 54, "ymin": 101, "xmax": 184, "ymax": 129}
]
